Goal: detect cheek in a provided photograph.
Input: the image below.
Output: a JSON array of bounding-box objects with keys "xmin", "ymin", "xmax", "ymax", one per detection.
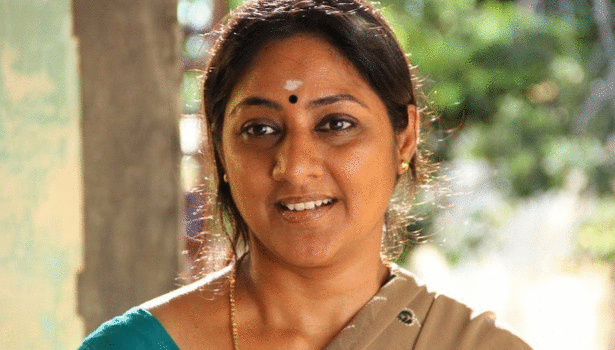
[
  {"xmin": 222, "ymin": 135, "xmax": 266, "ymax": 201},
  {"xmin": 227, "ymin": 149, "xmax": 271, "ymax": 193},
  {"xmin": 223, "ymin": 131, "xmax": 268, "ymax": 175},
  {"xmin": 337, "ymin": 139, "xmax": 398, "ymax": 201},
  {"xmin": 227, "ymin": 160, "xmax": 271, "ymax": 228}
]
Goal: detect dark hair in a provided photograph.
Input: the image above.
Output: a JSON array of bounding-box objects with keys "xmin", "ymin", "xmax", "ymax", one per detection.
[{"xmin": 199, "ymin": 0, "xmax": 428, "ymax": 268}]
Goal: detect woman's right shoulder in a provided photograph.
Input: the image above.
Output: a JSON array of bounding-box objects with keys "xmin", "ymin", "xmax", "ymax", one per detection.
[
  {"xmin": 140, "ymin": 266, "xmax": 234, "ymax": 349},
  {"xmin": 80, "ymin": 267, "xmax": 233, "ymax": 350},
  {"xmin": 78, "ymin": 307, "xmax": 179, "ymax": 350},
  {"xmin": 143, "ymin": 265, "xmax": 231, "ymax": 316}
]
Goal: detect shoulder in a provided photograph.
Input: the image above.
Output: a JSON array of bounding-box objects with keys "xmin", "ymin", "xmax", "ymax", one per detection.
[
  {"xmin": 142, "ymin": 265, "xmax": 231, "ymax": 324},
  {"xmin": 80, "ymin": 267, "xmax": 232, "ymax": 350},
  {"xmin": 79, "ymin": 307, "xmax": 178, "ymax": 350},
  {"xmin": 392, "ymin": 265, "xmax": 532, "ymax": 350},
  {"xmin": 421, "ymin": 294, "xmax": 532, "ymax": 350},
  {"xmin": 140, "ymin": 266, "xmax": 233, "ymax": 349}
]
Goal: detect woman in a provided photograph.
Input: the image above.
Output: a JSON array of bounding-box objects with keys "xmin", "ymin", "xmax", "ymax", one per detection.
[{"xmin": 80, "ymin": 0, "xmax": 532, "ymax": 349}]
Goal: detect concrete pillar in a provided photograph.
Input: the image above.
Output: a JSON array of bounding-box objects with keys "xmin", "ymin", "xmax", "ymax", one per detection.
[{"xmin": 73, "ymin": 0, "xmax": 181, "ymax": 333}]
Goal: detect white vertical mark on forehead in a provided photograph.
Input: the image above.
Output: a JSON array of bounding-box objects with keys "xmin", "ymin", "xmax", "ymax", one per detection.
[{"xmin": 284, "ymin": 80, "xmax": 304, "ymax": 91}]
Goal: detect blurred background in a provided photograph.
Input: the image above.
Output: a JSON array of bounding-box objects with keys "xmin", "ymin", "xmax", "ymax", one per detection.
[{"xmin": 1, "ymin": 0, "xmax": 613, "ymax": 349}]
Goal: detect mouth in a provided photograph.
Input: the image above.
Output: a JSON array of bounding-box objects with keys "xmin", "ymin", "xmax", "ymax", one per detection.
[{"xmin": 278, "ymin": 198, "xmax": 335, "ymax": 211}]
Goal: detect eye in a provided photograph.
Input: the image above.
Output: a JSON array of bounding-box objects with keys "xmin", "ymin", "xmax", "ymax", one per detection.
[
  {"xmin": 317, "ymin": 115, "xmax": 356, "ymax": 132},
  {"xmin": 241, "ymin": 122, "xmax": 278, "ymax": 136}
]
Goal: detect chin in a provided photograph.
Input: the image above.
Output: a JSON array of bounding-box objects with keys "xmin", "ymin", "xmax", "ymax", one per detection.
[
  {"xmin": 253, "ymin": 236, "xmax": 342, "ymax": 269},
  {"xmin": 284, "ymin": 250, "xmax": 337, "ymax": 269}
]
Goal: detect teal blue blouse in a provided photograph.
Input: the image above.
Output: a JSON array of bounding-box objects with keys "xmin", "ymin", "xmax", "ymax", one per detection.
[{"xmin": 79, "ymin": 307, "xmax": 179, "ymax": 350}]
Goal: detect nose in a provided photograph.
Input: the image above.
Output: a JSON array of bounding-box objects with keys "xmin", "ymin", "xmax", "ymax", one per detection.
[{"xmin": 272, "ymin": 131, "xmax": 324, "ymax": 184}]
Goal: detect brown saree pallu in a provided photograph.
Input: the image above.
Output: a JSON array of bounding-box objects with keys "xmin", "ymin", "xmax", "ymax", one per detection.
[{"xmin": 325, "ymin": 265, "xmax": 532, "ymax": 350}]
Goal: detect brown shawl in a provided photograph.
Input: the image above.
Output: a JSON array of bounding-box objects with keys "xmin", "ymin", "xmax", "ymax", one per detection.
[{"xmin": 325, "ymin": 265, "xmax": 532, "ymax": 350}]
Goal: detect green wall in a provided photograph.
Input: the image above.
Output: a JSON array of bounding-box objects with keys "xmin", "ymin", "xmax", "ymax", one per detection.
[{"xmin": 0, "ymin": 1, "xmax": 83, "ymax": 348}]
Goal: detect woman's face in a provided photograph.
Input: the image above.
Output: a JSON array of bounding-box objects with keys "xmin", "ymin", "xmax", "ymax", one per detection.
[{"xmin": 221, "ymin": 34, "xmax": 415, "ymax": 268}]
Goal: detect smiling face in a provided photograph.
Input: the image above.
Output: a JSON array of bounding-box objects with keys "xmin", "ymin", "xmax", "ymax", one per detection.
[{"xmin": 221, "ymin": 34, "xmax": 415, "ymax": 268}]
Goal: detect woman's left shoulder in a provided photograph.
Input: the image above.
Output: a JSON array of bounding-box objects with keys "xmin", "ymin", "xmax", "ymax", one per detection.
[
  {"xmin": 422, "ymin": 294, "xmax": 532, "ymax": 350},
  {"xmin": 392, "ymin": 266, "xmax": 532, "ymax": 350}
]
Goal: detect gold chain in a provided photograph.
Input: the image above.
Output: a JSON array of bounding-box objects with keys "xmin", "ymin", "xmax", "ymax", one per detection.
[
  {"xmin": 229, "ymin": 267, "xmax": 240, "ymax": 350},
  {"xmin": 229, "ymin": 260, "xmax": 391, "ymax": 350}
]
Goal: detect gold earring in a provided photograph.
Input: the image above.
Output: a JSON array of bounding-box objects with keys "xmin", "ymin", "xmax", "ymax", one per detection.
[
  {"xmin": 400, "ymin": 162, "xmax": 409, "ymax": 174},
  {"xmin": 223, "ymin": 174, "xmax": 229, "ymax": 183}
]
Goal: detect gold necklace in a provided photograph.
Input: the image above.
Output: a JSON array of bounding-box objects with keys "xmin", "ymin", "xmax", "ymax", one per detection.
[
  {"xmin": 229, "ymin": 267, "xmax": 240, "ymax": 350},
  {"xmin": 228, "ymin": 260, "xmax": 391, "ymax": 350}
]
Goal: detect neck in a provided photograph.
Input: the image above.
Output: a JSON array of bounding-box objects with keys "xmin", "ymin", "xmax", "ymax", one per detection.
[{"xmin": 236, "ymin": 244, "xmax": 389, "ymax": 334}]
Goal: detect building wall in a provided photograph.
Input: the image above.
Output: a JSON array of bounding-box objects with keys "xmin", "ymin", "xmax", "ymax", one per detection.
[{"xmin": 0, "ymin": 1, "xmax": 83, "ymax": 349}]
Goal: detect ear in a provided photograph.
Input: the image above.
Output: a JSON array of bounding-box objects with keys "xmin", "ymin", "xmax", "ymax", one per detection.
[
  {"xmin": 395, "ymin": 104, "xmax": 420, "ymax": 173},
  {"xmin": 215, "ymin": 132, "xmax": 228, "ymax": 181}
]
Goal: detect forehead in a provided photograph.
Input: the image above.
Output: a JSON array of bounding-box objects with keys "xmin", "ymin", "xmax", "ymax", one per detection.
[{"xmin": 227, "ymin": 34, "xmax": 379, "ymax": 107}]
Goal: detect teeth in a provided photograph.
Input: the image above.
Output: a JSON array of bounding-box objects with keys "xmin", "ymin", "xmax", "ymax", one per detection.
[{"xmin": 284, "ymin": 199, "xmax": 332, "ymax": 211}]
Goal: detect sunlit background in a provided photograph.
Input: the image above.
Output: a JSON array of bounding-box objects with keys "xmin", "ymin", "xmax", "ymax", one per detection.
[{"xmin": 1, "ymin": 0, "xmax": 614, "ymax": 349}]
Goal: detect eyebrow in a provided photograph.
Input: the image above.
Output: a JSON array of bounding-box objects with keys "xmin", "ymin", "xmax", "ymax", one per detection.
[
  {"xmin": 228, "ymin": 97, "xmax": 282, "ymax": 117},
  {"xmin": 228, "ymin": 93, "xmax": 366, "ymax": 117},
  {"xmin": 307, "ymin": 94, "xmax": 366, "ymax": 108}
]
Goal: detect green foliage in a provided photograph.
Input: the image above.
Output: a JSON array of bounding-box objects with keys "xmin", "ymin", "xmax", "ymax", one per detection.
[
  {"xmin": 381, "ymin": 0, "xmax": 615, "ymax": 263},
  {"xmin": 228, "ymin": 0, "xmax": 245, "ymax": 10},
  {"xmin": 181, "ymin": 71, "xmax": 203, "ymax": 114},
  {"xmin": 381, "ymin": 0, "xmax": 612, "ymax": 199},
  {"xmin": 578, "ymin": 198, "xmax": 615, "ymax": 264}
]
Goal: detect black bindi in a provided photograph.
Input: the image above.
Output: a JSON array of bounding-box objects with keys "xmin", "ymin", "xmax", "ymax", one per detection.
[{"xmin": 288, "ymin": 95, "xmax": 298, "ymax": 104}]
